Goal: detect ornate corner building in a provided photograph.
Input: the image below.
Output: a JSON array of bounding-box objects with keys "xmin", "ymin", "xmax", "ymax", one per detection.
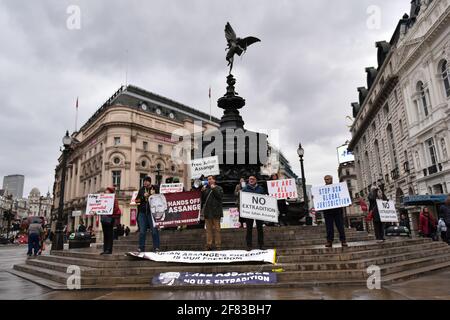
[{"xmin": 348, "ymin": 0, "xmax": 450, "ymax": 231}]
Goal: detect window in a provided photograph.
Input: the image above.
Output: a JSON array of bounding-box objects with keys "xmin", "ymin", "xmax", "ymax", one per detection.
[
  {"xmin": 417, "ymin": 82, "xmax": 429, "ymax": 117},
  {"xmin": 113, "ymin": 157, "xmax": 120, "ymax": 165},
  {"xmin": 112, "ymin": 171, "xmax": 121, "ymax": 189},
  {"xmin": 399, "ymin": 119, "xmax": 404, "ymax": 136},
  {"xmin": 143, "ymin": 141, "xmax": 148, "ymax": 151},
  {"xmin": 383, "ymin": 103, "xmax": 389, "ymax": 117},
  {"xmin": 371, "ymin": 121, "xmax": 376, "ymax": 132},
  {"xmin": 345, "ymin": 169, "xmax": 350, "ymax": 176},
  {"xmin": 426, "ymin": 138, "xmax": 437, "ymax": 166},
  {"xmin": 141, "ymin": 160, "xmax": 146, "ymax": 168},
  {"xmin": 387, "ymin": 124, "xmax": 398, "ymax": 169},
  {"xmin": 158, "ymin": 144, "xmax": 163, "ymax": 154},
  {"xmin": 441, "ymin": 60, "xmax": 450, "ymax": 98},
  {"xmin": 394, "ymin": 89, "xmax": 399, "ymax": 103},
  {"xmin": 374, "ymin": 140, "xmax": 382, "ymax": 173},
  {"xmin": 114, "ymin": 137, "xmax": 121, "ymax": 146}
]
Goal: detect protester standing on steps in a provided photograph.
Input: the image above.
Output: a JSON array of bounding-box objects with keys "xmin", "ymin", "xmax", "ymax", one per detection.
[
  {"xmin": 439, "ymin": 195, "xmax": 450, "ymax": 245},
  {"xmin": 135, "ymin": 176, "xmax": 160, "ymax": 252},
  {"xmin": 438, "ymin": 216, "xmax": 447, "ymax": 243},
  {"xmin": 368, "ymin": 186, "xmax": 386, "ymax": 243},
  {"xmin": 270, "ymin": 173, "xmax": 289, "ymax": 227},
  {"xmin": 242, "ymin": 175, "xmax": 266, "ymax": 250},
  {"xmin": 234, "ymin": 177, "xmax": 246, "ymax": 228},
  {"xmin": 100, "ymin": 186, "xmax": 122, "ymax": 255},
  {"xmin": 419, "ymin": 207, "xmax": 437, "ymax": 240},
  {"xmin": 201, "ymin": 175, "xmax": 224, "ymax": 251},
  {"xmin": 322, "ymin": 175, "xmax": 348, "ymax": 248}
]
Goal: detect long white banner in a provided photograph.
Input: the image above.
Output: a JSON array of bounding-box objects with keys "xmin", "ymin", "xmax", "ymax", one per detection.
[{"xmin": 127, "ymin": 250, "xmax": 277, "ymax": 264}]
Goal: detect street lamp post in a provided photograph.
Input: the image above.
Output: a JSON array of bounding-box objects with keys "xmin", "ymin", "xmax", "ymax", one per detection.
[
  {"xmin": 297, "ymin": 143, "xmax": 309, "ymax": 215},
  {"xmin": 52, "ymin": 131, "xmax": 72, "ymax": 251}
]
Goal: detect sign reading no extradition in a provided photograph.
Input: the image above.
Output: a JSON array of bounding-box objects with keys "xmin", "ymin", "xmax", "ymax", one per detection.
[
  {"xmin": 267, "ymin": 179, "xmax": 298, "ymax": 200},
  {"xmin": 86, "ymin": 194, "xmax": 115, "ymax": 215},
  {"xmin": 376, "ymin": 200, "xmax": 399, "ymax": 222},
  {"xmin": 311, "ymin": 183, "xmax": 351, "ymax": 211},
  {"xmin": 189, "ymin": 156, "xmax": 220, "ymax": 179},
  {"xmin": 239, "ymin": 192, "xmax": 278, "ymax": 223}
]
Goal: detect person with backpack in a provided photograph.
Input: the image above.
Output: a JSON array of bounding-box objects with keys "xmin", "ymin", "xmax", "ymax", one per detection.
[{"xmin": 438, "ymin": 217, "xmax": 447, "ymax": 243}]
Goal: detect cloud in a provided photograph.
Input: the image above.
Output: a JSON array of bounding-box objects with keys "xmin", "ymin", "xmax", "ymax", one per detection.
[{"xmin": 0, "ymin": 0, "xmax": 409, "ymax": 196}]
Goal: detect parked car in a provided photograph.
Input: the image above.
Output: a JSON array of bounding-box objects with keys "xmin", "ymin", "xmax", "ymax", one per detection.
[{"xmin": 385, "ymin": 225, "xmax": 411, "ymax": 237}]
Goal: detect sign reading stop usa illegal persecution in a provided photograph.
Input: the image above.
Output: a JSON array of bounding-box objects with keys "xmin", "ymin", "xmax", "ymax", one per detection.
[
  {"xmin": 239, "ymin": 192, "xmax": 279, "ymax": 223},
  {"xmin": 267, "ymin": 178, "xmax": 298, "ymax": 200},
  {"xmin": 376, "ymin": 200, "xmax": 399, "ymax": 223},
  {"xmin": 189, "ymin": 156, "xmax": 220, "ymax": 179},
  {"xmin": 311, "ymin": 182, "xmax": 351, "ymax": 211}
]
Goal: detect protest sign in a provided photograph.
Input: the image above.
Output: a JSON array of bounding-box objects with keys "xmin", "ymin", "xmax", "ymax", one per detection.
[
  {"xmin": 152, "ymin": 272, "xmax": 277, "ymax": 286},
  {"xmin": 189, "ymin": 156, "xmax": 220, "ymax": 179},
  {"xmin": 72, "ymin": 211, "xmax": 82, "ymax": 217},
  {"xmin": 85, "ymin": 194, "xmax": 115, "ymax": 215},
  {"xmin": 376, "ymin": 200, "xmax": 399, "ymax": 222},
  {"xmin": 130, "ymin": 191, "xmax": 138, "ymax": 205},
  {"xmin": 160, "ymin": 183, "xmax": 184, "ymax": 194},
  {"xmin": 128, "ymin": 249, "xmax": 276, "ymax": 264},
  {"xmin": 267, "ymin": 179, "xmax": 298, "ymax": 199},
  {"xmin": 220, "ymin": 208, "xmax": 241, "ymax": 229},
  {"xmin": 239, "ymin": 192, "xmax": 278, "ymax": 223},
  {"xmin": 311, "ymin": 182, "xmax": 351, "ymax": 211},
  {"xmin": 150, "ymin": 191, "xmax": 201, "ymax": 228}
]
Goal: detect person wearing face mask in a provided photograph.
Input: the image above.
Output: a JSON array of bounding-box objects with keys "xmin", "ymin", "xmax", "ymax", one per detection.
[
  {"xmin": 242, "ymin": 175, "xmax": 266, "ymax": 250},
  {"xmin": 235, "ymin": 177, "xmax": 246, "ymax": 228},
  {"xmin": 135, "ymin": 176, "xmax": 160, "ymax": 252}
]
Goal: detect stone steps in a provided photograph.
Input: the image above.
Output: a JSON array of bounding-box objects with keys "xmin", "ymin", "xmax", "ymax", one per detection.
[{"xmin": 11, "ymin": 226, "xmax": 450, "ymax": 290}]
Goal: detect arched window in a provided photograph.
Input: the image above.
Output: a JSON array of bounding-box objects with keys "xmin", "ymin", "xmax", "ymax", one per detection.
[
  {"xmin": 417, "ymin": 81, "xmax": 429, "ymax": 117},
  {"xmin": 441, "ymin": 60, "xmax": 450, "ymax": 98}
]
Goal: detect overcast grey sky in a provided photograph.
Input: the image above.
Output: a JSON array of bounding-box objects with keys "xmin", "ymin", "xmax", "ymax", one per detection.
[{"xmin": 0, "ymin": 0, "xmax": 410, "ymax": 196}]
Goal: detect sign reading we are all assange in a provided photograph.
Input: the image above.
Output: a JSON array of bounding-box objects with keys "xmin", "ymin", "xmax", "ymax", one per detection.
[{"xmin": 311, "ymin": 182, "xmax": 351, "ymax": 211}]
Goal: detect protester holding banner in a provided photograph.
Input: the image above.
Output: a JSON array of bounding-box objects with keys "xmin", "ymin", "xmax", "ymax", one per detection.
[
  {"xmin": 234, "ymin": 177, "xmax": 246, "ymax": 228},
  {"xmin": 368, "ymin": 186, "xmax": 386, "ymax": 243},
  {"xmin": 201, "ymin": 175, "xmax": 224, "ymax": 250},
  {"xmin": 242, "ymin": 175, "xmax": 266, "ymax": 250},
  {"xmin": 322, "ymin": 175, "xmax": 348, "ymax": 248},
  {"xmin": 135, "ymin": 176, "xmax": 161, "ymax": 252},
  {"xmin": 269, "ymin": 173, "xmax": 289, "ymax": 227},
  {"xmin": 100, "ymin": 186, "xmax": 122, "ymax": 254}
]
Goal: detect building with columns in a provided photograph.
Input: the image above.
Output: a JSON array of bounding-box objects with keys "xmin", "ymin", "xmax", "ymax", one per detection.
[
  {"xmin": 27, "ymin": 188, "xmax": 52, "ymax": 220},
  {"xmin": 348, "ymin": 0, "xmax": 449, "ymax": 231},
  {"xmin": 52, "ymin": 85, "xmax": 220, "ymax": 232}
]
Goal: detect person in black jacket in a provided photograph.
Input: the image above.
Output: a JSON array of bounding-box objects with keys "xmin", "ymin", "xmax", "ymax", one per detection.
[
  {"xmin": 323, "ymin": 175, "xmax": 348, "ymax": 248},
  {"xmin": 201, "ymin": 175, "xmax": 224, "ymax": 250},
  {"xmin": 368, "ymin": 186, "xmax": 387, "ymax": 242},
  {"xmin": 269, "ymin": 174, "xmax": 289, "ymax": 226},
  {"xmin": 135, "ymin": 176, "xmax": 160, "ymax": 252}
]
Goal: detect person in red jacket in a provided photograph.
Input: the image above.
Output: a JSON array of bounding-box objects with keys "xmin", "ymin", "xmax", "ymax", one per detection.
[
  {"xmin": 100, "ymin": 186, "xmax": 122, "ymax": 254},
  {"xmin": 419, "ymin": 207, "xmax": 436, "ymax": 238}
]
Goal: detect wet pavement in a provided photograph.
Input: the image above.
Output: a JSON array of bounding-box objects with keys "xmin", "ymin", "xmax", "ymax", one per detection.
[{"xmin": 1, "ymin": 244, "xmax": 449, "ymax": 300}]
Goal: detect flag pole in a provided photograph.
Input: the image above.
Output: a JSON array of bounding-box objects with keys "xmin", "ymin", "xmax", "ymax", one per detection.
[
  {"xmin": 75, "ymin": 97, "xmax": 79, "ymax": 132},
  {"xmin": 209, "ymin": 86, "xmax": 212, "ymax": 121}
]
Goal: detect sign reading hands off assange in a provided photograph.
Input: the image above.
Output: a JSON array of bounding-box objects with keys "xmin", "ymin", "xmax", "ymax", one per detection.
[
  {"xmin": 240, "ymin": 192, "xmax": 279, "ymax": 223},
  {"xmin": 189, "ymin": 156, "xmax": 220, "ymax": 179},
  {"xmin": 311, "ymin": 182, "xmax": 351, "ymax": 211}
]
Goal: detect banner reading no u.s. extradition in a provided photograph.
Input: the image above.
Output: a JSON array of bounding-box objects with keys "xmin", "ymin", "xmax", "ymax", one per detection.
[{"xmin": 311, "ymin": 182, "xmax": 351, "ymax": 211}]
